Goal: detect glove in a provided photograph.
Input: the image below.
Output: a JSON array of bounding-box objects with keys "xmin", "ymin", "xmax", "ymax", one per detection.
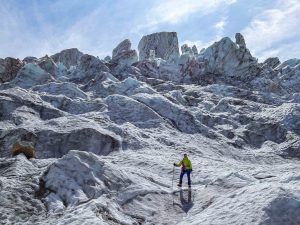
[{"xmin": 173, "ymin": 163, "xmax": 176, "ymax": 166}]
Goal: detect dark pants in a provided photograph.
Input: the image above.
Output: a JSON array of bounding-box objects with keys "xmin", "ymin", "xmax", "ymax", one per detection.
[{"xmin": 179, "ymin": 169, "xmax": 191, "ymax": 186}]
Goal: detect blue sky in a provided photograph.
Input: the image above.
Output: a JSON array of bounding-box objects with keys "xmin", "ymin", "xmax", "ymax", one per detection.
[{"xmin": 1, "ymin": 0, "xmax": 300, "ymax": 62}]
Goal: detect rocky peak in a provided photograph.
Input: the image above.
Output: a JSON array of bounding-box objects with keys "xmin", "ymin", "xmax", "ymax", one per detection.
[
  {"xmin": 69, "ymin": 54, "xmax": 110, "ymax": 84},
  {"xmin": 112, "ymin": 39, "xmax": 131, "ymax": 58},
  {"xmin": 263, "ymin": 57, "xmax": 281, "ymax": 69},
  {"xmin": 202, "ymin": 36, "xmax": 258, "ymax": 79},
  {"xmin": 12, "ymin": 63, "xmax": 55, "ymax": 88},
  {"xmin": 38, "ymin": 55, "xmax": 58, "ymax": 75},
  {"xmin": 276, "ymin": 58, "xmax": 300, "ymax": 70},
  {"xmin": 78, "ymin": 54, "xmax": 109, "ymax": 72},
  {"xmin": 111, "ymin": 39, "xmax": 138, "ymax": 66},
  {"xmin": 104, "ymin": 55, "xmax": 111, "ymax": 62},
  {"xmin": 181, "ymin": 44, "xmax": 193, "ymax": 55},
  {"xmin": 192, "ymin": 45, "xmax": 198, "ymax": 55},
  {"xmin": 51, "ymin": 48, "xmax": 83, "ymax": 69},
  {"xmin": 138, "ymin": 32, "xmax": 179, "ymax": 63},
  {"xmin": 0, "ymin": 57, "xmax": 23, "ymax": 83},
  {"xmin": 235, "ymin": 32, "xmax": 246, "ymax": 49},
  {"xmin": 23, "ymin": 56, "xmax": 38, "ymax": 64}
]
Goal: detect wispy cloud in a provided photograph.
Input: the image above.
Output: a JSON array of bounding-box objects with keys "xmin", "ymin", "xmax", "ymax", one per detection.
[
  {"xmin": 214, "ymin": 17, "xmax": 228, "ymax": 39},
  {"xmin": 2, "ymin": 0, "xmax": 300, "ymax": 62},
  {"xmin": 0, "ymin": 1, "xmax": 67, "ymax": 58},
  {"xmin": 0, "ymin": 1, "xmax": 128, "ymax": 58},
  {"xmin": 242, "ymin": 0, "xmax": 300, "ymax": 61},
  {"xmin": 180, "ymin": 16, "xmax": 228, "ymax": 54},
  {"xmin": 215, "ymin": 18, "xmax": 227, "ymax": 31},
  {"xmin": 136, "ymin": 0, "xmax": 237, "ymax": 31}
]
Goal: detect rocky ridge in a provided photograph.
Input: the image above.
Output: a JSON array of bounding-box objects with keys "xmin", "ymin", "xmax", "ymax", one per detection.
[{"xmin": 0, "ymin": 32, "xmax": 300, "ymax": 225}]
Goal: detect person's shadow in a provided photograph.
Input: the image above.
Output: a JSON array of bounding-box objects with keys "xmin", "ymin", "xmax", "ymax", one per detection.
[{"xmin": 174, "ymin": 189, "xmax": 194, "ymax": 213}]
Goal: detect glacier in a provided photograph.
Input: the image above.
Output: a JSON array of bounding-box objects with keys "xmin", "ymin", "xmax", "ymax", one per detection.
[{"xmin": 0, "ymin": 31, "xmax": 300, "ymax": 225}]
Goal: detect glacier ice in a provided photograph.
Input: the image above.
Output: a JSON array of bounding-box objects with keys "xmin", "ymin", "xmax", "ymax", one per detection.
[{"xmin": 0, "ymin": 32, "xmax": 300, "ymax": 225}]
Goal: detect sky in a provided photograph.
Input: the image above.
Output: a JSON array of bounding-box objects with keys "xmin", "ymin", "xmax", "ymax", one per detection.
[{"xmin": 1, "ymin": 0, "xmax": 300, "ymax": 62}]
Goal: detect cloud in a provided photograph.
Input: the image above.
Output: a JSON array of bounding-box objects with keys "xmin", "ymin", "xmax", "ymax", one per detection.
[
  {"xmin": 242, "ymin": 0, "xmax": 300, "ymax": 61},
  {"xmin": 0, "ymin": 1, "xmax": 121, "ymax": 58},
  {"xmin": 258, "ymin": 41, "xmax": 300, "ymax": 62},
  {"xmin": 6, "ymin": 0, "xmax": 299, "ymax": 62},
  {"xmin": 215, "ymin": 18, "xmax": 227, "ymax": 31},
  {"xmin": 180, "ymin": 16, "xmax": 228, "ymax": 53},
  {"xmin": 137, "ymin": 0, "xmax": 237, "ymax": 31},
  {"xmin": 214, "ymin": 17, "xmax": 228, "ymax": 39},
  {"xmin": 0, "ymin": 1, "xmax": 63, "ymax": 58}
]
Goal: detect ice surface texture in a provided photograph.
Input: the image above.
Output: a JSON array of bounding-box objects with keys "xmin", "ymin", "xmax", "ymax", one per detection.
[{"xmin": 0, "ymin": 32, "xmax": 300, "ymax": 225}]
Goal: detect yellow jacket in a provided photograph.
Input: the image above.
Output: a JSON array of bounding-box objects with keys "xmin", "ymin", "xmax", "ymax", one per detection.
[{"xmin": 175, "ymin": 157, "xmax": 192, "ymax": 170}]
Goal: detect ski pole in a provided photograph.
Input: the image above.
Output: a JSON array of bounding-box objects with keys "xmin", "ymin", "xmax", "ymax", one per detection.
[{"xmin": 172, "ymin": 166, "xmax": 175, "ymax": 188}]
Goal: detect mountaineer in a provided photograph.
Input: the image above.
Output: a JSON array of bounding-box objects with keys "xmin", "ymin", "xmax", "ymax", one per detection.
[{"xmin": 174, "ymin": 154, "xmax": 192, "ymax": 188}]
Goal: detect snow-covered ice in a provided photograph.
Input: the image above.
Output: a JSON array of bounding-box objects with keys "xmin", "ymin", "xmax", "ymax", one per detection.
[{"xmin": 0, "ymin": 32, "xmax": 300, "ymax": 225}]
